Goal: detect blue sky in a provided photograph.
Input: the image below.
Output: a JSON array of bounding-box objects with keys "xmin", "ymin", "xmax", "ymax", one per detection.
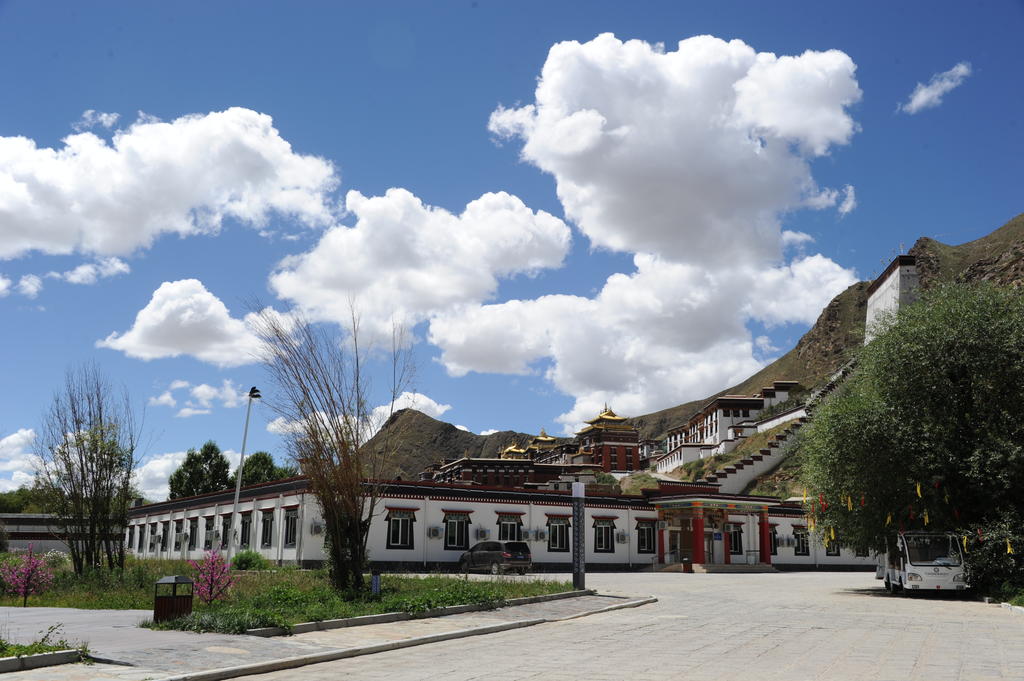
[{"xmin": 0, "ymin": 1, "xmax": 1021, "ymax": 499}]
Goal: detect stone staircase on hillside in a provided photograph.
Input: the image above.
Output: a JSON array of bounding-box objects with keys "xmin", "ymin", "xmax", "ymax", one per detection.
[
  {"xmin": 698, "ymin": 357, "xmax": 859, "ymax": 495},
  {"xmin": 699, "ymin": 419, "xmax": 807, "ymax": 494}
]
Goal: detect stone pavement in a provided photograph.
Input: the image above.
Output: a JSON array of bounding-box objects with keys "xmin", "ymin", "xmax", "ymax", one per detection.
[
  {"xmin": 0, "ymin": 592, "xmax": 644, "ymax": 680},
  {"xmin": 206, "ymin": 572, "xmax": 1024, "ymax": 681}
]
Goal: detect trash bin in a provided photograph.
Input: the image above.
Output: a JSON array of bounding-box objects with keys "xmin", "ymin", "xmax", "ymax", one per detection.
[{"xmin": 153, "ymin": 575, "xmax": 194, "ymax": 623}]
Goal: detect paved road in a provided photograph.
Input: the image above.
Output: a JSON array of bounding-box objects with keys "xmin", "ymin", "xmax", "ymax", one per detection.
[{"xmin": 233, "ymin": 571, "xmax": 1024, "ymax": 681}]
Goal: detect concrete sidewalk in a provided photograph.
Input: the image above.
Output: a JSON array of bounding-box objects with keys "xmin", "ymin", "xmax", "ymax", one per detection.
[{"xmin": 1, "ymin": 593, "xmax": 653, "ymax": 681}]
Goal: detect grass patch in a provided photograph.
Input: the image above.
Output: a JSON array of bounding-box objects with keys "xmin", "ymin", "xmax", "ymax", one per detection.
[
  {"xmin": 0, "ymin": 556, "xmax": 571, "ymax": 635},
  {"xmin": 669, "ymin": 423, "xmax": 792, "ymax": 483},
  {"xmin": 144, "ymin": 573, "xmax": 572, "ymax": 634},
  {"xmin": 0, "ymin": 624, "xmax": 84, "ymax": 658}
]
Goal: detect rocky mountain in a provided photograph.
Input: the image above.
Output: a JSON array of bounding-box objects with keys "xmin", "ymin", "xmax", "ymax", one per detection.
[{"xmin": 372, "ymin": 213, "xmax": 1024, "ymax": 477}]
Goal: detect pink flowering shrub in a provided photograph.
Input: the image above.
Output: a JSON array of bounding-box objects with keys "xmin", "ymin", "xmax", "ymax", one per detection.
[
  {"xmin": 189, "ymin": 550, "xmax": 234, "ymax": 605},
  {"xmin": 1, "ymin": 544, "xmax": 55, "ymax": 607}
]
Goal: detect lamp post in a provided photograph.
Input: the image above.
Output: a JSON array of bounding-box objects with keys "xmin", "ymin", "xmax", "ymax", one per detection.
[{"xmin": 227, "ymin": 386, "xmax": 260, "ymax": 562}]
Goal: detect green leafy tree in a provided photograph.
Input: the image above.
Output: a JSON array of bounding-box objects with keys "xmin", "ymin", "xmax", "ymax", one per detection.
[
  {"xmin": 228, "ymin": 451, "xmax": 297, "ymax": 488},
  {"xmin": 802, "ymin": 283, "xmax": 1024, "ymax": 592},
  {"xmin": 168, "ymin": 441, "xmax": 231, "ymax": 499}
]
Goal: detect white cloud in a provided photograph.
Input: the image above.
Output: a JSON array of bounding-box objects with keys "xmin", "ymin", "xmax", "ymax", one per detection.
[
  {"xmin": 148, "ymin": 391, "xmax": 177, "ymax": 408},
  {"xmin": 169, "ymin": 379, "xmax": 191, "ymax": 390},
  {"xmin": 428, "ymin": 34, "xmax": 860, "ymax": 432},
  {"xmin": 0, "ymin": 428, "xmax": 36, "ymax": 491},
  {"xmin": 489, "ymin": 33, "xmax": 860, "ymax": 264},
  {"xmin": 838, "ymin": 184, "xmax": 857, "ymax": 216},
  {"xmin": 16, "ymin": 274, "xmax": 43, "ymax": 298},
  {"xmin": 72, "ymin": 109, "xmax": 121, "ymax": 132},
  {"xmin": 268, "ymin": 391, "xmax": 452, "ymax": 439},
  {"xmin": 479, "ymin": 429, "xmax": 499, "ymax": 436},
  {"xmin": 189, "ymin": 380, "xmax": 246, "ymax": 409},
  {"xmin": 0, "ymin": 274, "xmax": 10, "ymax": 297},
  {"xmin": 49, "ymin": 257, "xmax": 130, "ymax": 285},
  {"xmin": 454, "ymin": 425, "xmax": 468, "ymax": 431},
  {"xmin": 175, "ymin": 407, "xmax": 212, "ymax": 418},
  {"xmin": 97, "ymin": 279, "xmax": 263, "ymax": 367},
  {"xmin": 0, "ymin": 107, "xmax": 337, "ymax": 260},
  {"xmin": 134, "ymin": 451, "xmax": 186, "ymax": 500},
  {"xmin": 270, "ymin": 188, "xmax": 571, "ymax": 340},
  {"xmin": 754, "ymin": 335, "xmax": 779, "ymax": 354},
  {"xmin": 899, "ymin": 62, "xmax": 972, "ymax": 114}
]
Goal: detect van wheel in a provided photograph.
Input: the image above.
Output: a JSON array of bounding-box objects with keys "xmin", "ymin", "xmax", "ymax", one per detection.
[
  {"xmin": 517, "ymin": 568, "xmax": 527, "ymax": 575},
  {"xmin": 490, "ymin": 562, "xmax": 501, "ymax": 575}
]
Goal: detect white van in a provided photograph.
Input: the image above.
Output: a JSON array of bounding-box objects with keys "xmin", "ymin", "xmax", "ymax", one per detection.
[{"xmin": 876, "ymin": 531, "xmax": 968, "ymax": 594}]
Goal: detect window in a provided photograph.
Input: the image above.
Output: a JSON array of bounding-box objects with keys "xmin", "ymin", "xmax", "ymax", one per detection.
[
  {"xmin": 444, "ymin": 513, "xmax": 470, "ymax": 551},
  {"xmin": 729, "ymin": 524, "xmax": 743, "ymax": 555},
  {"xmin": 594, "ymin": 519, "xmax": 615, "ymax": 553},
  {"xmin": 240, "ymin": 513, "xmax": 252, "ymax": 548},
  {"xmin": 137, "ymin": 525, "xmax": 145, "ymax": 551},
  {"xmin": 794, "ymin": 529, "xmax": 810, "ymax": 556},
  {"xmin": 636, "ymin": 521, "xmax": 655, "ymax": 554},
  {"xmin": 188, "ymin": 517, "xmax": 198, "ymax": 550},
  {"xmin": 826, "ymin": 541, "xmax": 841, "ymax": 557},
  {"xmin": 127, "ymin": 526, "xmax": 135, "ymax": 551},
  {"xmin": 770, "ymin": 526, "xmax": 778, "ymax": 556},
  {"xmin": 742, "ymin": 409, "xmax": 750, "ymax": 417},
  {"xmin": 174, "ymin": 520, "xmax": 183, "ymax": 550},
  {"xmin": 386, "ymin": 509, "xmax": 415, "ymax": 549},
  {"xmin": 160, "ymin": 522, "xmax": 169, "ymax": 551},
  {"xmin": 221, "ymin": 516, "xmax": 231, "ymax": 550},
  {"xmin": 203, "ymin": 517, "xmax": 214, "ymax": 550},
  {"xmin": 547, "ymin": 517, "xmax": 570, "ymax": 552},
  {"xmin": 284, "ymin": 509, "xmax": 298, "ymax": 547},
  {"xmin": 497, "ymin": 514, "xmax": 523, "ymax": 541},
  {"xmin": 261, "ymin": 510, "xmax": 275, "ymax": 548}
]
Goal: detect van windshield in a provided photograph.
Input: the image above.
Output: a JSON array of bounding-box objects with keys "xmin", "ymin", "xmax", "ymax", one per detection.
[{"xmin": 904, "ymin": 534, "xmax": 962, "ymax": 566}]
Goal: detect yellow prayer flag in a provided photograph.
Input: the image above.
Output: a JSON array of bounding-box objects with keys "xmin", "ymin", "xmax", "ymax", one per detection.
[
  {"xmin": 1008, "ymin": 539, "xmax": 1015, "ymax": 555},
  {"xmin": 916, "ymin": 482, "xmax": 922, "ymax": 498},
  {"xmin": 962, "ymin": 535, "xmax": 968, "ymax": 552},
  {"xmin": 923, "ymin": 509, "xmax": 929, "ymax": 526},
  {"xmin": 944, "ymin": 491, "xmax": 950, "ymax": 504},
  {"xmin": 830, "ymin": 526, "xmax": 836, "ymax": 540},
  {"xmin": 885, "ymin": 513, "xmax": 892, "ymax": 526},
  {"xmin": 803, "ymin": 488, "xmax": 807, "ymax": 504},
  {"xmin": 846, "ymin": 496, "xmax": 853, "ymax": 511}
]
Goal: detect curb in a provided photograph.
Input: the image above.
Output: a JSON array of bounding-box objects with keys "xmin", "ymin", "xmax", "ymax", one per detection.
[
  {"xmin": 246, "ymin": 589, "xmax": 596, "ymax": 637},
  {"xmin": 155, "ymin": 594, "xmax": 655, "ymax": 681},
  {"xmin": 1000, "ymin": 602, "xmax": 1024, "ymax": 616},
  {"xmin": 0, "ymin": 649, "xmax": 80, "ymax": 672}
]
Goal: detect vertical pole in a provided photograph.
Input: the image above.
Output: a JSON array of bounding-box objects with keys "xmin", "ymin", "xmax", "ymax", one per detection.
[
  {"xmin": 228, "ymin": 393, "xmax": 255, "ymax": 562},
  {"xmin": 692, "ymin": 508, "xmax": 705, "ymax": 565},
  {"xmin": 572, "ymin": 482, "xmax": 586, "ymax": 591},
  {"xmin": 759, "ymin": 510, "xmax": 772, "ymax": 565}
]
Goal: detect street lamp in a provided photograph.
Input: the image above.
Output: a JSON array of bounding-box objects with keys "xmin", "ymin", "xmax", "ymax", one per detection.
[{"xmin": 227, "ymin": 386, "xmax": 261, "ymax": 561}]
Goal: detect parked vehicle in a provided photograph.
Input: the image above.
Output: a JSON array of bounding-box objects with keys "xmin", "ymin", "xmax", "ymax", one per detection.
[
  {"xmin": 876, "ymin": 531, "xmax": 968, "ymax": 594},
  {"xmin": 458, "ymin": 541, "xmax": 532, "ymax": 575}
]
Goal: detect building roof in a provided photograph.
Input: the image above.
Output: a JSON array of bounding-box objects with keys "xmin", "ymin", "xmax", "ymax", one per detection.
[{"xmin": 865, "ymin": 254, "xmax": 916, "ymax": 298}]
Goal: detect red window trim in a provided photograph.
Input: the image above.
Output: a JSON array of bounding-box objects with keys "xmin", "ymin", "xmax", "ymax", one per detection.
[
  {"xmin": 494, "ymin": 510, "xmax": 526, "ymax": 516},
  {"xmin": 545, "ymin": 513, "xmax": 572, "ymax": 518},
  {"xmin": 592, "ymin": 515, "xmax": 620, "ymax": 520},
  {"xmin": 385, "ymin": 506, "xmax": 419, "ymax": 512},
  {"xmin": 441, "ymin": 509, "xmax": 474, "ymax": 514},
  {"xmin": 281, "ymin": 504, "xmax": 300, "ymax": 510},
  {"xmin": 633, "ymin": 517, "xmax": 658, "ymax": 522}
]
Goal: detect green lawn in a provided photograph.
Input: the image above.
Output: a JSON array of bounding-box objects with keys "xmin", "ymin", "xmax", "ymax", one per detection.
[{"xmin": 0, "ymin": 556, "xmax": 573, "ymax": 635}]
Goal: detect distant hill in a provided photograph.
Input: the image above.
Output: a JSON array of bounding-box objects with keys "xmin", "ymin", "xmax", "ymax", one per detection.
[{"xmin": 373, "ymin": 213, "xmax": 1024, "ymax": 478}]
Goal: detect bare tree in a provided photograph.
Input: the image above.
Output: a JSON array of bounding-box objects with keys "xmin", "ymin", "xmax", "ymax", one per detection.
[
  {"xmin": 251, "ymin": 307, "xmax": 412, "ymax": 592},
  {"xmin": 34, "ymin": 364, "xmax": 139, "ymax": 574}
]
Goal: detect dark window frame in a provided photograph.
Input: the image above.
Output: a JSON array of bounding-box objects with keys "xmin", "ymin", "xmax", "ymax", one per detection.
[
  {"xmin": 261, "ymin": 510, "xmax": 275, "ymax": 548},
  {"xmin": 386, "ymin": 510, "xmax": 415, "ymax": 550},
  {"xmin": 794, "ymin": 530, "xmax": 810, "ymax": 556},
  {"xmin": 636, "ymin": 521, "xmax": 655, "ymax": 554},
  {"xmin": 547, "ymin": 517, "xmax": 570, "ymax": 552},
  {"xmin": 284, "ymin": 509, "xmax": 298, "ymax": 548},
  {"xmin": 593, "ymin": 519, "xmax": 615, "ymax": 553},
  {"xmin": 443, "ymin": 513, "xmax": 470, "ymax": 551}
]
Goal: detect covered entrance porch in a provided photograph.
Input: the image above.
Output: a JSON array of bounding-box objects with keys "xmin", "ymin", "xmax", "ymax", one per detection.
[{"xmin": 652, "ymin": 494, "xmax": 780, "ymax": 573}]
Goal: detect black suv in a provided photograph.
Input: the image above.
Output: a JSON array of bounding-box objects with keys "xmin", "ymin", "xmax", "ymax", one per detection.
[{"xmin": 458, "ymin": 541, "xmax": 532, "ymax": 575}]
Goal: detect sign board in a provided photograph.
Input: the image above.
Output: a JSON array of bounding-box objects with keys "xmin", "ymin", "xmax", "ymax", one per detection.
[
  {"xmin": 713, "ymin": 532, "xmax": 723, "ymax": 540},
  {"xmin": 571, "ymin": 483, "xmax": 585, "ymax": 590}
]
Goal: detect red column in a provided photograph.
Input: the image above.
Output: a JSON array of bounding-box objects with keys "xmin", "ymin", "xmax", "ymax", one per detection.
[
  {"xmin": 723, "ymin": 522, "xmax": 731, "ymax": 565},
  {"xmin": 759, "ymin": 511, "xmax": 772, "ymax": 565},
  {"xmin": 691, "ymin": 512, "xmax": 705, "ymax": 565},
  {"xmin": 657, "ymin": 523, "xmax": 665, "ymax": 564}
]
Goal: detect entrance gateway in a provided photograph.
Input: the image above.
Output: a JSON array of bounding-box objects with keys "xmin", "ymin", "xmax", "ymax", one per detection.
[{"xmin": 651, "ymin": 493, "xmax": 779, "ymax": 571}]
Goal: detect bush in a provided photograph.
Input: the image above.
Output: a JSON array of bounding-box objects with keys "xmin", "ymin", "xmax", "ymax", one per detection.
[{"xmin": 231, "ymin": 550, "xmax": 270, "ymax": 571}]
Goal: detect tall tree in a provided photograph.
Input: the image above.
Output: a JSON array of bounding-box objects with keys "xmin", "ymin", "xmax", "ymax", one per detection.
[
  {"xmin": 168, "ymin": 441, "xmax": 231, "ymax": 499},
  {"xmin": 251, "ymin": 307, "xmax": 412, "ymax": 592},
  {"xmin": 34, "ymin": 364, "xmax": 139, "ymax": 574},
  {"xmin": 802, "ymin": 283, "xmax": 1024, "ymax": 591},
  {"xmin": 228, "ymin": 451, "xmax": 297, "ymax": 488}
]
